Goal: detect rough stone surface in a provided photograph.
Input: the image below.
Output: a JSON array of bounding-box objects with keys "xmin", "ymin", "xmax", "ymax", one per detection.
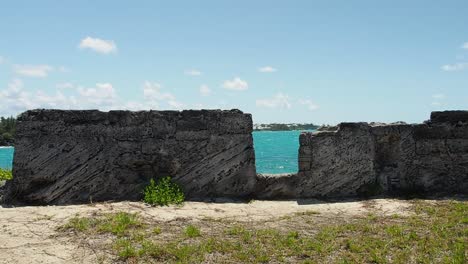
[
  {"xmin": 258, "ymin": 111, "xmax": 468, "ymax": 198},
  {"xmin": 3, "ymin": 109, "xmax": 256, "ymax": 205}
]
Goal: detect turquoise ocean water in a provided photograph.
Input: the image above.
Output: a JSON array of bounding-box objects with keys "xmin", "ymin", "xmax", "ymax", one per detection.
[
  {"xmin": 0, "ymin": 131, "xmax": 311, "ymax": 173},
  {"xmin": 0, "ymin": 147, "xmax": 14, "ymax": 169},
  {"xmin": 253, "ymin": 130, "xmax": 314, "ymax": 174}
]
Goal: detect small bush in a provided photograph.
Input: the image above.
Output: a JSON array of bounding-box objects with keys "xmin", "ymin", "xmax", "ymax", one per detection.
[
  {"xmin": 143, "ymin": 177, "xmax": 185, "ymax": 206},
  {"xmin": 0, "ymin": 168, "xmax": 12, "ymax": 181}
]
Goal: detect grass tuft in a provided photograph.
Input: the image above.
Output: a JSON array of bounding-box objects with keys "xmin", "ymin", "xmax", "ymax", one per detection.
[{"xmin": 184, "ymin": 225, "xmax": 201, "ymax": 238}]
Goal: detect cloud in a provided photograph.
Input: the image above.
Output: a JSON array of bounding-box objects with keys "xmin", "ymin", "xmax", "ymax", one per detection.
[
  {"xmin": 441, "ymin": 63, "xmax": 468, "ymax": 71},
  {"xmin": 58, "ymin": 66, "xmax": 70, "ymax": 73},
  {"xmin": 0, "ymin": 79, "xmax": 78, "ymax": 115},
  {"xmin": 192, "ymin": 103, "xmax": 204, "ymax": 109},
  {"xmin": 199, "ymin": 84, "xmax": 211, "ymax": 96},
  {"xmin": 184, "ymin": 69, "xmax": 202, "ymax": 76},
  {"xmin": 431, "ymin": 93, "xmax": 446, "ymax": 107},
  {"xmin": 142, "ymin": 81, "xmax": 184, "ymax": 109},
  {"xmin": 0, "ymin": 79, "xmax": 189, "ymax": 117},
  {"xmin": 462, "ymin": 42, "xmax": 468, "ymax": 49},
  {"xmin": 432, "ymin": 93, "xmax": 445, "ymax": 99},
  {"xmin": 0, "ymin": 56, "xmax": 4, "ymax": 64},
  {"xmin": 143, "ymin": 81, "xmax": 175, "ymax": 101},
  {"xmin": 298, "ymin": 99, "xmax": 319, "ymax": 111},
  {"xmin": 222, "ymin": 77, "xmax": 248, "ymax": 91},
  {"xmin": 56, "ymin": 82, "xmax": 74, "ymax": 89},
  {"xmin": 14, "ymin": 64, "xmax": 53, "ymax": 77},
  {"xmin": 256, "ymin": 93, "xmax": 291, "ymax": 109},
  {"xmin": 76, "ymin": 83, "xmax": 117, "ymax": 108},
  {"xmin": 79, "ymin": 36, "xmax": 117, "ymax": 54},
  {"xmin": 258, "ymin": 66, "xmax": 277, "ymax": 73}
]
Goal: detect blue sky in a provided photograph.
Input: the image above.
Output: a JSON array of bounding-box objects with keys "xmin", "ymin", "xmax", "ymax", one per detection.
[{"xmin": 0, "ymin": 0, "xmax": 467, "ymax": 124}]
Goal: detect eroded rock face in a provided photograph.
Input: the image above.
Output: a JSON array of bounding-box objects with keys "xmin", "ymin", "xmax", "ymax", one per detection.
[
  {"xmin": 258, "ymin": 111, "xmax": 468, "ymax": 198},
  {"xmin": 3, "ymin": 109, "xmax": 256, "ymax": 205}
]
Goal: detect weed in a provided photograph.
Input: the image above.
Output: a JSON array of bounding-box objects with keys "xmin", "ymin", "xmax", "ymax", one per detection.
[
  {"xmin": 184, "ymin": 225, "xmax": 201, "ymax": 238},
  {"xmin": 98, "ymin": 212, "xmax": 142, "ymax": 236},
  {"xmin": 143, "ymin": 177, "xmax": 185, "ymax": 206},
  {"xmin": 0, "ymin": 168, "xmax": 12, "ymax": 181},
  {"xmin": 114, "ymin": 238, "xmax": 137, "ymax": 260},
  {"xmin": 152, "ymin": 227, "xmax": 162, "ymax": 235}
]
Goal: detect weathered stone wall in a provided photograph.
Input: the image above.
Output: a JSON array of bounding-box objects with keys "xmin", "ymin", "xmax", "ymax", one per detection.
[
  {"xmin": 258, "ymin": 111, "xmax": 468, "ymax": 198},
  {"xmin": 3, "ymin": 109, "xmax": 256, "ymax": 205}
]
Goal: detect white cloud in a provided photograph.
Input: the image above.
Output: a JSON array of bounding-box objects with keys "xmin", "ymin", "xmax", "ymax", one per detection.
[
  {"xmin": 142, "ymin": 81, "xmax": 184, "ymax": 109},
  {"xmin": 0, "ymin": 56, "xmax": 4, "ymax": 64},
  {"xmin": 79, "ymin": 36, "xmax": 117, "ymax": 54},
  {"xmin": 298, "ymin": 99, "xmax": 319, "ymax": 111},
  {"xmin": 58, "ymin": 66, "xmax": 70, "ymax": 73},
  {"xmin": 199, "ymin": 84, "xmax": 211, "ymax": 96},
  {"xmin": 56, "ymin": 82, "xmax": 74, "ymax": 89},
  {"xmin": 462, "ymin": 42, "xmax": 468, "ymax": 49},
  {"xmin": 14, "ymin": 64, "xmax": 53, "ymax": 77},
  {"xmin": 222, "ymin": 77, "xmax": 248, "ymax": 91},
  {"xmin": 77, "ymin": 83, "xmax": 117, "ymax": 108},
  {"xmin": 441, "ymin": 63, "xmax": 468, "ymax": 71},
  {"xmin": 167, "ymin": 100, "xmax": 185, "ymax": 109},
  {"xmin": 431, "ymin": 93, "xmax": 446, "ymax": 107},
  {"xmin": 256, "ymin": 93, "xmax": 291, "ymax": 109},
  {"xmin": 192, "ymin": 103, "xmax": 204, "ymax": 109},
  {"xmin": 432, "ymin": 93, "xmax": 445, "ymax": 99},
  {"xmin": 184, "ymin": 69, "xmax": 202, "ymax": 76},
  {"xmin": 258, "ymin": 66, "xmax": 277, "ymax": 73},
  {"xmin": 143, "ymin": 81, "xmax": 175, "ymax": 101},
  {"xmin": 121, "ymin": 101, "xmax": 147, "ymax": 111},
  {"xmin": 0, "ymin": 79, "xmax": 79, "ymax": 115},
  {"xmin": 0, "ymin": 79, "xmax": 189, "ymax": 117}
]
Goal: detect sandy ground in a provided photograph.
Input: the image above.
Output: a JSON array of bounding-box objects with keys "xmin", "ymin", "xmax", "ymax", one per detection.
[{"xmin": 0, "ymin": 198, "xmax": 414, "ymax": 264}]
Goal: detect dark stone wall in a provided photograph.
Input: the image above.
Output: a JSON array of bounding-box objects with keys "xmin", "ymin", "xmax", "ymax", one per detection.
[
  {"xmin": 3, "ymin": 109, "xmax": 467, "ymax": 204},
  {"xmin": 3, "ymin": 109, "xmax": 256, "ymax": 205},
  {"xmin": 258, "ymin": 111, "xmax": 468, "ymax": 198}
]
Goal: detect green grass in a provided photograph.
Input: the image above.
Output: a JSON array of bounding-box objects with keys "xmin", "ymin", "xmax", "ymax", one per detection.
[
  {"xmin": 184, "ymin": 225, "xmax": 201, "ymax": 238},
  {"xmin": 60, "ymin": 200, "xmax": 468, "ymax": 263},
  {"xmin": 61, "ymin": 212, "xmax": 143, "ymax": 236},
  {"xmin": 0, "ymin": 168, "xmax": 12, "ymax": 181},
  {"xmin": 143, "ymin": 177, "xmax": 185, "ymax": 206}
]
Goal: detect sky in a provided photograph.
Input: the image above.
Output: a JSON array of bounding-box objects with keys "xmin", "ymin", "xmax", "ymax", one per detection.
[{"xmin": 0, "ymin": 0, "xmax": 468, "ymax": 125}]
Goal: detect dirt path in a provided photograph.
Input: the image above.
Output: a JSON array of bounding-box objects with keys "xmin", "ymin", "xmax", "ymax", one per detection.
[{"xmin": 0, "ymin": 198, "xmax": 413, "ymax": 264}]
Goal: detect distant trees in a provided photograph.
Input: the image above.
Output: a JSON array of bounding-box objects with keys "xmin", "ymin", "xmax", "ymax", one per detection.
[
  {"xmin": 254, "ymin": 123, "xmax": 319, "ymax": 131},
  {"xmin": 0, "ymin": 116, "xmax": 16, "ymax": 146}
]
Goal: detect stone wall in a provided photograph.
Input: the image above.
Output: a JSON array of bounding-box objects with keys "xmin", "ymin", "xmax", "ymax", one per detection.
[
  {"xmin": 3, "ymin": 109, "xmax": 256, "ymax": 205},
  {"xmin": 3, "ymin": 109, "xmax": 467, "ymax": 204},
  {"xmin": 258, "ymin": 111, "xmax": 468, "ymax": 198}
]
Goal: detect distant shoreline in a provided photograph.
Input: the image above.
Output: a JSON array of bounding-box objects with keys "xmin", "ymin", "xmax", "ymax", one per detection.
[{"xmin": 253, "ymin": 123, "xmax": 319, "ymax": 131}]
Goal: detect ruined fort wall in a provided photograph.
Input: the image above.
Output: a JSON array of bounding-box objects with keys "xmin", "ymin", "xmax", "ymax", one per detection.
[
  {"xmin": 258, "ymin": 111, "xmax": 468, "ymax": 199},
  {"xmin": 3, "ymin": 110, "xmax": 467, "ymax": 204},
  {"xmin": 4, "ymin": 109, "xmax": 256, "ymax": 205}
]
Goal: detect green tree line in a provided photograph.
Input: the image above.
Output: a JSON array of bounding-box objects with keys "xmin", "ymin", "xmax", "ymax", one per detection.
[{"xmin": 0, "ymin": 116, "xmax": 16, "ymax": 146}]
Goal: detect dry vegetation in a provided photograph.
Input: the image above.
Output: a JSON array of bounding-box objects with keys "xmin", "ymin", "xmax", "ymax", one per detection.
[{"xmin": 59, "ymin": 199, "xmax": 467, "ymax": 263}]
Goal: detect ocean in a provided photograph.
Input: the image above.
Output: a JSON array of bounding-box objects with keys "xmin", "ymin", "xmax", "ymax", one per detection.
[
  {"xmin": 0, "ymin": 131, "xmax": 312, "ymax": 173},
  {"xmin": 0, "ymin": 147, "xmax": 14, "ymax": 169},
  {"xmin": 253, "ymin": 130, "xmax": 313, "ymax": 174}
]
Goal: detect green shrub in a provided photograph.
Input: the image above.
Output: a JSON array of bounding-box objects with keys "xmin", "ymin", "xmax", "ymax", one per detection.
[
  {"xmin": 0, "ymin": 168, "xmax": 12, "ymax": 181},
  {"xmin": 143, "ymin": 177, "xmax": 185, "ymax": 206}
]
